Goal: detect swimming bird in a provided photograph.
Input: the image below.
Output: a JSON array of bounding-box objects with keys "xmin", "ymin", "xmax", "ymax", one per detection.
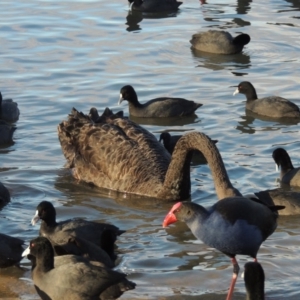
[
  {"xmin": 52, "ymin": 236, "xmax": 115, "ymax": 268},
  {"xmin": 0, "ymin": 120, "xmax": 16, "ymax": 145},
  {"xmin": 0, "ymin": 181, "xmax": 10, "ymax": 207},
  {"xmin": 58, "ymin": 109, "xmax": 300, "ymax": 211},
  {"xmin": 233, "ymin": 81, "xmax": 300, "ymax": 119},
  {"xmin": 22, "ymin": 236, "xmax": 136, "ymax": 300},
  {"xmin": 167, "ymin": 129, "xmax": 300, "ymax": 215},
  {"xmin": 253, "ymin": 188, "xmax": 300, "ymax": 216},
  {"xmin": 0, "ymin": 233, "xmax": 24, "ymax": 268},
  {"xmin": 243, "ymin": 262, "xmax": 265, "ymax": 300},
  {"xmin": 0, "ymin": 92, "xmax": 20, "ymax": 122},
  {"xmin": 58, "ymin": 107, "xmax": 191, "ymax": 201},
  {"xmin": 128, "ymin": 0, "xmax": 182, "ymax": 13},
  {"xmin": 159, "ymin": 131, "xmax": 219, "ymax": 165},
  {"xmin": 31, "ymin": 201, "xmax": 123, "ymax": 263},
  {"xmin": 163, "ymin": 199, "xmax": 281, "ymax": 300},
  {"xmin": 190, "ymin": 30, "xmax": 250, "ymax": 54},
  {"xmin": 272, "ymin": 148, "xmax": 300, "ymax": 187},
  {"xmin": 119, "ymin": 85, "xmax": 202, "ymax": 118},
  {"xmin": 159, "ymin": 131, "xmax": 218, "ymax": 155}
]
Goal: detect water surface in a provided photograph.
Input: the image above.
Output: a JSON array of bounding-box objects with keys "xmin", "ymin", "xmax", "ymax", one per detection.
[{"xmin": 1, "ymin": 0, "xmax": 300, "ymax": 299}]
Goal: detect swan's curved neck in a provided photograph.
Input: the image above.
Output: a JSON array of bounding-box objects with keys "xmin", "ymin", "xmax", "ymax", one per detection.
[
  {"xmin": 164, "ymin": 132, "xmax": 241, "ymax": 200},
  {"xmin": 160, "ymin": 147, "xmax": 192, "ymax": 201}
]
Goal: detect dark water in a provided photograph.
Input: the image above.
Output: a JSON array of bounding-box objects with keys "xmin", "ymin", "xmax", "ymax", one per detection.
[{"xmin": 1, "ymin": 0, "xmax": 300, "ymax": 299}]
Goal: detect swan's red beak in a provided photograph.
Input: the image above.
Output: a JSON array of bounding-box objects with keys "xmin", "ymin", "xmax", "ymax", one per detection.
[{"xmin": 162, "ymin": 202, "xmax": 182, "ymax": 228}]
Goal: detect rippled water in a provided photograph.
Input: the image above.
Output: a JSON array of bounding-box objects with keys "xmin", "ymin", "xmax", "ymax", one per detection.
[{"xmin": 1, "ymin": 0, "xmax": 300, "ymax": 299}]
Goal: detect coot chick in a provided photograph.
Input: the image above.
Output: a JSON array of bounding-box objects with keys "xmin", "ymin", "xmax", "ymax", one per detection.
[
  {"xmin": 0, "ymin": 233, "xmax": 24, "ymax": 268},
  {"xmin": 31, "ymin": 201, "xmax": 124, "ymax": 261},
  {"xmin": 233, "ymin": 81, "xmax": 300, "ymax": 119},
  {"xmin": 0, "ymin": 92, "xmax": 20, "ymax": 122},
  {"xmin": 190, "ymin": 30, "xmax": 250, "ymax": 54},
  {"xmin": 128, "ymin": 0, "xmax": 182, "ymax": 13},
  {"xmin": 272, "ymin": 148, "xmax": 300, "ymax": 186},
  {"xmin": 23, "ymin": 236, "xmax": 136, "ymax": 300},
  {"xmin": 119, "ymin": 85, "xmax": 202, "ymax": 118}
]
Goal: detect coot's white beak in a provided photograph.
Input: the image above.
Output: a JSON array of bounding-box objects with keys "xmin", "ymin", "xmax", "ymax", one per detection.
[
  {"xmin": 31, "ymin": 210, "xmax": 40, "ymax": 225},
  {"xmin": 22, "ymin": 245, "xmax": 30, "ymax": 257},
  {"xmin": 233, "ymin": 88, "xmax": 239, "ymax": 96},
  {"xmin": 275, "ymin": 164, "xmax": 279, "ymax": 172},
  {"xmin": 118, "ymin": 94, "xmax": 124, "ymax": 105}
]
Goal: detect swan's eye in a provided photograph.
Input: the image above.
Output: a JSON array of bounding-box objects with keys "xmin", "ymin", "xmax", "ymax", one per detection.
[{"xmin": 187, "ymin": 210, "xmax": 191, "ymax": 215}]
